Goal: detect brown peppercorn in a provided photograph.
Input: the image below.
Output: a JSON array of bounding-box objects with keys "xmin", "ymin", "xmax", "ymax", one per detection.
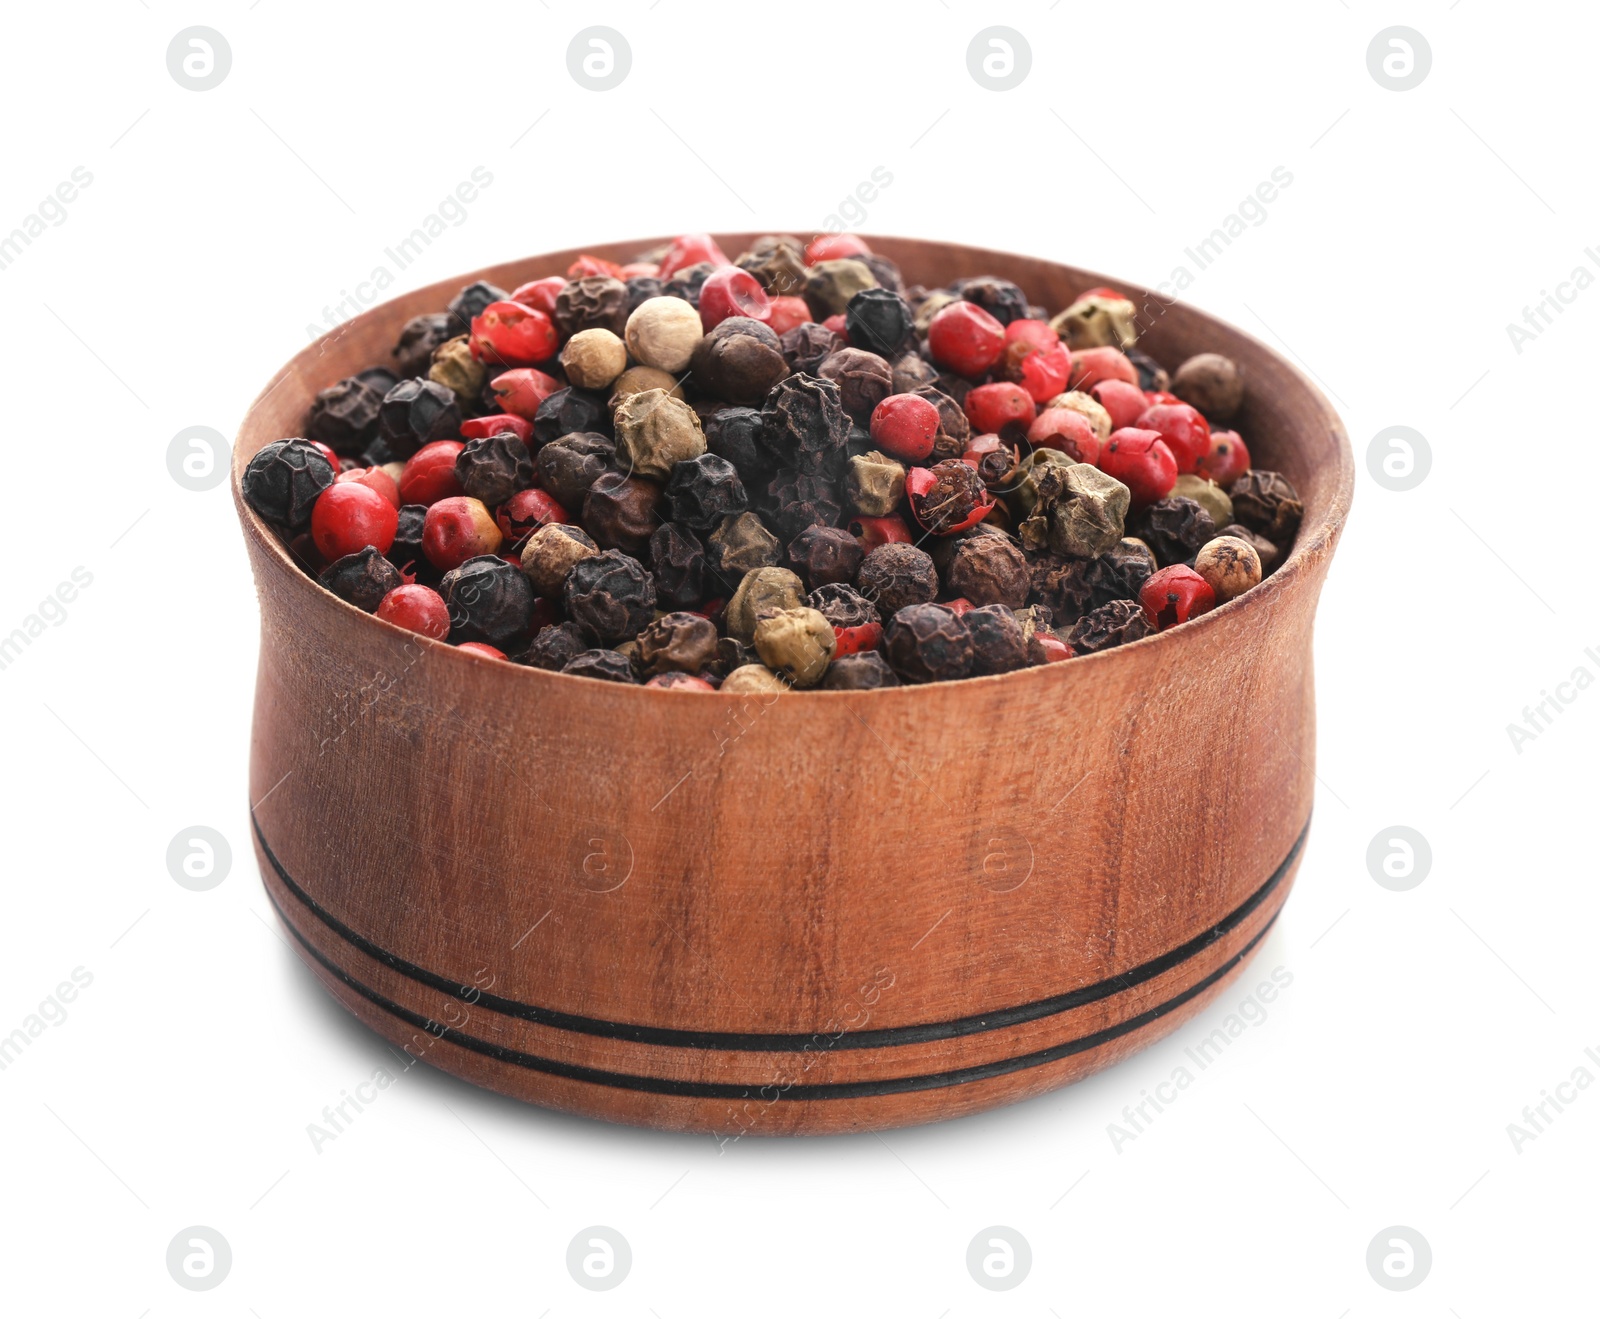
[
  {"xmin": 753, "ymin": 607, "xmax": 836, "ymax": 687},
  {"xmin": 1194, "ymin": 535, "xmax": 1263, "ymax": 602},
  {"xmin": 1171, "ymin": 352, "xmax": 1244, "ymax": 423},
  {"xmin": 808, "ymin": 582, "xmax": 880, "ymax": 628},
  {"xmin": 1217, "ymin": 523, "xmax": 1282, "ymax": 575},
  {"xmin": 554, "ymin": 276, "xmax": 630, "ymax": 338},
  {"xmin": 735, "ymin": 236, "xmax": 808, "ymax": 296},
  {"xmin": 779, "ymin": 321, "xmax": 844, "ymax": 375},
  {"xmin": 1050, "ymin": 292, "xmax": 1138, "ymax": 350},
  {"xmin": 1026, "ymin": 552, "xmax": 1096, "ymax": 625},
  {"xmin": 725, "ymin": 567, "xmax": 806, "ymax": 642},
  {"xmin": 625, "ymin": 296, "xmax": 703, "ymax": 373},
  {"xmin": 856, "ymin": 542, "xmax": 938, "ymax": 616},
  {"xmin": 721, "ymin": 664, "xmax": 789, "ymax": 695},
  {"xmin": 787, "ymin": 525, "xmax": 864, "ymax": 590},
  {"xmin": 708, "ymin": 511, "xmax": 781, "ymax": 577},
  {"xmin": 821, "ymin": 652, "xmax": 900, "ymax": 690},
  {"xmin": 455, "ymin": 434, "xmax": 534, "ymax": 507},
  {"xmin": 817, "ymin": 348, "xmax": 894, "ymax": 425},
  {"xmin": 689, "ymin": 316, "xmax": 790, "ymax": 406},
  {"xmin": 804, "ymin": 258, "xmax": 878, "ymax": 320},
  {"xmin": 1088, "ymin": 537, "xmax": 1157, "ymax": 606},
  {"xmin": 890, "ymin": 352, "xmax": 939, "ymax": 395},
  {"xmin": 965, "ymin": 604, "xmax": 1030, "ymax": 675},
  {"xmin": 1018, "ymin": 462, "xmax": 1130, "ymax": 559},
  {"xmin": 1172, "ymin": 473, "xmax": 1233, "ymax": 528},
  {"xmin": 583, "ymin": 471, "xmax": 663, "ymax": 557},
  {"xmin": 393, "ymin": 313, "xmax": 455, "ymax": 378},
  {"xmin": 884, "ymin": 602, "xmax": 974, "ymax": 684},
  {"xmin": 561, "ymin": 328, "xmax": 628, "ymax": 390},
  {"xmin": 1229, "ymin": 470, "xmax": 1302, "ymax": 545},
  {"xmin": 1043, "ymin": 389, "xmax": 1113, "ymax": 441},
  {"xmin": 537, "ymin": 432, "xmax": 615, "ymax": 508},
  {"xmin": 948, "ymin": 532, "xmax": 1029, "ymax": 608},
  {"xmin": 520, "ymin": 522, "xmax": 599, "ymax": 597},
  {"xmin": 1066, "ymin": 598, "xmax": 1153, "ymax": 654},
  {"xmin": 429, "ymin": 334, "xmax": 487, "ymax": 404},
  {"xmin": 846, "ymin": 450, "xmax": 906, "ymax": 517},
  {"xmin": 610, "ymin": 365, "xmax": 684, "ymax": 407},
  {"xmin": 649, "ymin": 521, "xmax": 708, "ymax": 608},
  {"xmin": 1129, "ymin": 496, "xmax": 1217, "ymax": 567},
  {"xmin": 521, "ymin": 620, "xmax": 590, "ymax": 671},
  {"xmin": 637, "ymin": 611, "xmax": 721, "ymax": 675},
  {"xmin": 613, "ymin": 388, "xmax": 707, "ymax": 481},
  {"xmin": 910, "ymin": 459, "xmax": 988, "ymax": 535}
]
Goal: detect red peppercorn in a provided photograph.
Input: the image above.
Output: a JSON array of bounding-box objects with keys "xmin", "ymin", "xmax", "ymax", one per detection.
[
  {"xmin": 944, "ymin": 597, "xmax": 975, "ymax": 617},
  {"xmin": 422, "ymin": 496, "xmax": 503, "ymax": 570},
  {"xmin": 963, "ymin": 382, "xmax": 1035, "ymax": 437},
  {"xmin": 1071, "ymin": 346, "xmax": 1140, "ymax": 390},
  {"xmin": 1035, "ymin": 634, "xmax": 1074, "ymax": 662},
  {"xmin": 336, "ymin": 465, "xmax": 401, "ymax": 508},
  {"xmin": 905, "ymin": 465, "xmax": 994, "ymax": 535},
  {"xmin": 399, "ymin": 440, "xmax": 466, "ymax": 506},
  {"xmin": 454, "ymin": 642, "xmax": 507, "ymax": 660},
  {"xmin": 927, "ymin": 301, "xmax": 1005, "ymax": 378},
  {"xmin": 822, "ymin": 312, "xmax": 849, "ymax": 340},
  {"xmin": 311, "ymin": 480, "xmax": 399, "ymax": 560},
  {"xmin": 1090, "ymin": 379, "xmax": 1148, "ymax": 431},
  {"xmin": 1144, "ymin": 389, "xmax": 1182, "ymax": 408},
  {"xmin": 698, "ymin": 267, "xmax": 772, "ymax": 330},
  {"xmin": 1027, "ymin": 407, "xmax": 1100, "ymax": 465},
  {"xmin": 656, "ymin": 233, "xmax": 730, "ymax": 279},
  {"xmin": 567, "ymin": 254, "xmax": 625, "ymax": 280},
  {"xmin": 832, "ymin": 620, "xmax": 883, "ymax": 656},
  {"xmin": 804, "ymin": 233, "xmax": 871, "ymax": 265},
  {"xmin": 488, "ymin": 367, "xmax": 562, "ymax": 421},
  {"xmin": 848, "ymin": 514, "xmax": 913, "ymax": 550},
  {"xmin": 510, "ymin": 276, "xmax": 566, "ymax": 320},
  {"xmin": 496, "ymin": 488, "xmax": 571, "ymax": 545},
  {"xmin": 998, "ymin": 319, "xmax": 1072, "ymax": 402},
  {"xmin": 1080, "ymin": 285, "xmax": 1124, "ymax": 301},
  {"xmin": 460, "ymin": 413, "xmax": 533, "ymax": 444},
  {"xmin": 1099, "ymin": 428, "xmax": 1177, "ymax": 506},
  {"xmin": 1135, "ymin": 402, "xmax": 1210, "ymax": 474},
  {"xmin": 869, "ymin": 392, "xmax": 940, "ymax": 462},
  {"xmin": 471, "ymin": 301, "xmax": 559, "ymax": 367},
  {"xmin": 766, "ymin": 295, "xmax": 812, "ymax": 336},
  {"xmin": 376, "ymin": 583, "xmax": 450, "ymax": 640},
  {"xmin": 1140, "ymin": 564, "xmax": 1216, "ymax": 629},
  {"xmin": 1194, "ymin": 429, "xmax": 1251, "ymax": 486}
]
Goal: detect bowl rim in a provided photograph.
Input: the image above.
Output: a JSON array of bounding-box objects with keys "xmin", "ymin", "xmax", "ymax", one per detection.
[{"xmin": 232, "ymin": 233, "xmax": 1354, "ymax": 700}]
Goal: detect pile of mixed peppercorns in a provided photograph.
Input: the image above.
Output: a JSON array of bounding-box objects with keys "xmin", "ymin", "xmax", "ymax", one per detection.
[{"xmin": 242, "ymin": 233, "xmax": 1303, "ymax": 690}]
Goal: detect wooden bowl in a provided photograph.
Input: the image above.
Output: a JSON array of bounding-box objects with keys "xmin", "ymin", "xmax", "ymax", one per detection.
[{"xmin": 235, "ymin": 235, "xmax": 1352, "ymax": 1136}]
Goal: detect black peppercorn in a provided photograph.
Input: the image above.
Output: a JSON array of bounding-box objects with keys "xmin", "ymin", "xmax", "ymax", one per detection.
[
  {"xmin": 808, "ymin": 581, "xmax": 880, "ymax": 628},
  {"xmin": 817, "ymin": 348, "xmax": 895, "ymax": 426},
  {"xmin": 241, "ymin": 439, "xmax": 335, "ymax": 531},
  {"xmin": 884, "ymin": 602, "xmax": 974, "ymax": 684},
  {"xmin": 954, "ymin": 275, "xmax": 1029, "ymax": 325},
  {"xmin": 583, "ymin": 472, "xmax": 663, "ymax": 557},
  {"xmin": 966, "ymin": 604, "xmax": 1030, "ymax": 675},
  {"xmin": 857, "ymin": 543, "xmax": 939, "ymax": 616},
  {"xmin": 689, "ymin": 316, "xmax": 790, "ymax": 406},
  {"xmin": 379, "ymin": 378, "xmax": 462, "ymax": 459},
  {"xmin": 446, "ymin": 279, "xmax": 508, "ymax": 335},
  {"xmin": 393, "ymin": 313, "xmax": 455, "ymax": 378},
  {"xmin": 787, "ymin": 525, "xmax": 864, "ymax": 590},
  {"xmin": 537, "ymin": 432, "xmax": 616, "ymax": 508},
  {"xmin": 1066, "ymin": 598, "xmax": 1154, "ymax": 654},
  {"xmin": 1228, "ymin": 470, "xmax": 1302, "ymax": 546},
  {"xmin": 707, "ymin": 512, "xmax": 780, "ymax": 578},
  {"xmin": 520, "ymin": 620, "xmax": 590, "ymax": 671},
  {"xmin": 636, "ymin": 611, "xmax": 720, "ymax": 675},
  {"xmin": 663, "ymin": 261, "xmax": 715, "ymax": 306},
  {"xmin": 665, "ymin": 453, "xmax": 748, "ymax": 531},
  {"xmin": 625, "ymin": 276, "xmax": 667, "ymax": 315},
  {"xmin": 533, "ymin": 387, "xmax": 612, "ymax": 448},
  {"xmin": 554, "ymin": 276, "xmax": 630, "ymax": 338},
  {"xmin": 441, "ymin": 555, "xmax": 537, "ymax": 648},
  {"xmin": 1085, "ymin": 537, "xmax": 1156, "ymax": 606},
  {"xmin": 562, "ymin": 649, "xmax": 640, "ymax": 683},
  {"xmin": 1027, "ymin": 552, "xmax": 1097, "ymax": 625},
  {"xmin": 767, "ymin": 467, "xmax": 844, "ymax": 541},
  {"xmin": 389, "ymin": 504, "xmax": 432, "ymax": 581},
  {"xmin": 821, "ymin": 651, "xmax": 901, "ymax": 690},
  {"xmin": 361, "ymin": 435, "xmax": 398, "ymax": 469},
  {"xmin": 760, "ymin": 373, "xmax": 850, "ymax": 470},
  {"xmin": 1130, "ymin": 496, "xmax": 1217, "ymax": 567},
  {"xmin": 455, "ymin": 433, "xmax": 535, "ymax": 507},
  {"xmin": 845, "ymin": 288, "xmax": 916, "ymax": 358},
  {"xmin": 564, "ymin": 549, "xmax": 657, "ymax": 642},
  {"xmin": 307, "ymin": 376, "xmax": 384, "ymax": 455},
  {"xmin": 356, "ymin": 365, "xmax": 398, "ymax": 396},
  {"xmin": 704, "ymin": 406, "xmax": 774, "ymax": 486},
  {"xmin": 948, "ymin": 532, "xmax": 1029, "ymax": 608},
  {"xmin": 318, "ymin": 546, "xmax": 402, "ymax": 613},
  {"xmin": 779, "ymin": 322, "xmax": 844, "ymax": 376},
  {"xmin": 910, "ymin": 459, "xmax": 988, "ymax": 535}
]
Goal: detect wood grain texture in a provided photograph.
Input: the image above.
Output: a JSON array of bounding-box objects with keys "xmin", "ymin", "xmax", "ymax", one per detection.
[{"xmin": 233, "ymin": 235, "xmax": 1353, "ymax": 1135}]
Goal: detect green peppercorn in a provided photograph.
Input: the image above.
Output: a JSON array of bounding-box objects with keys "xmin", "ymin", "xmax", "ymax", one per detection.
[
  {"xmin": 1172, "ymin": 474, "xmax": 1233, "ymax": 528},
  {"xmin": 1050, "ymin": 292, "xmax": 1138, "ymax": 350},
  {"xmin": 613, "ymin": 388, "xmax": 707, "ymax": 481},
  {"xmin": 752, "ymin": 607, "xmax": 836, "ymax": 687},
  {"xmin": 846, "ymin": 450, "xmax": 907, "ymax": 517},
  {"xmin": 804, "ymin": 258, "xmax": 878, "ymax": 320},
  {"xmin": 1018, "ymin": 462, "xmax": 1130, "ymax": 560},
  {"xmin": 429, "ymin": 335, "xmax": 487, "ymax": 404},
  {"xmin": 725, "ymin": 567, "xmax": 805, "ymax": 642},
  {"xmin": 709, "ymin": 511, "xmax": 781, "ymax": 576}
]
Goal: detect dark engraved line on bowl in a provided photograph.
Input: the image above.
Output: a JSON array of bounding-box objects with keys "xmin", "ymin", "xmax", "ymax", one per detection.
[
  {"xmin": 268, "ymin": 887, "xmax": 1279, "ymax": 1102},
  {"xmin": 254, "ymin": 812, "xmax": 1306, "ymax": 1051}
]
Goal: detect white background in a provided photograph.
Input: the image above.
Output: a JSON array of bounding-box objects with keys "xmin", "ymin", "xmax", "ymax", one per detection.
[{"xmin": 1, "ymin": 1, "xmax": 1594, "ymax": 1313}]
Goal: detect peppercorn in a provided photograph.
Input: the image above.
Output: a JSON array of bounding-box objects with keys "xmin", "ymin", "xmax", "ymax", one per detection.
[
  {"xmin": 954, "ymin": 275, "xmax": 1029, "ymax": 326},
  {"xmin": 441, "ymin": 554, "xmax": 537, "ymax": 648},
  {"xmin": 307, "ymin": 377, "xmax": 384, "ymax": 455},
  {"xmin": 518, "ymin": 620, "xmax": 587, "ymax": 670},
  {"xmin": 712, "ymin": 636, "xmax": 757, "ymax": 676},
  {"xmin": 392, "ymin": 313, "xmax": 456, "ymax": 378},
  {"xmin": 1100, "ymin": 428, "xmax": 1177, "ymax": 507},
  {"xmin": 1126, "ymin": 348, "xmax": 1170, "ymax": 393},
  {"xmin": 948, "ymin": 532, "xmax": 1029, "ymax": 609},
  {"xmin": 808, "ymin": 581, "xmax": 880, "ymax": 628},
  {"xmin": 855, "ymin": 253, "xmax": 905, "ymax": 295},
  {"xmin": 751, "ymin": 607, "xmax": 835, "ymax": 687},
  {"xmin": 910, "ymin": 385, "xmax": 971, "ymax": 460},
  {"xmin": 564, "ymin": 549, "xmax": 656, "ymax": 642},
  {"xmin": 725, "ymin": 567, "xmax": 805, "ymax": 642},
  {"xmin": 804, "ymin": 258, "xmax": 877, "ymax": 320},
  {"xmin": 817, "ymin": 348, "xmax": 894, "ymax": 425},
  {"xmin": 379, "ymin": 378, "xmax": 462, "ymax": 459},
  {"xmin": 1090, "ymin": 378, "xmax": 1149, "ymax": 431},
  {"xmin": 1129, "ymin": 496, "xmax": 1217, "ymax": 567},
  {"xmin": 1086, "ymin": 537, "xmax": 1156, "ymax": 607},
  {"xmin": 689, "ymin": 317, "xmax": 789, "ymax": 405},
  {"xmin": 965, "ymin": 604, "xmax": 1030, "ymax": 675},
  {"xmin": 1050, "ymin": 292, "xmax": 1138, "ymax": 351},
  {"xmin": 779, "ymin": 322, "xmax": 844, "ymax": 375},
  {"xmin": 664, "ymin": 261, "xmax": 716, "ymax": 306},
  {"xmin": 1172, "ymin": 474, "xmax": 1233, "ymax": 528},
  {"xmin": 1140, "ymin": 564, "xmax": 1216, "ymax": 629},
  {"xmin": 606, "ymin": 367, "xmax": 679, "ymax": 411},
  {"xmin": 664, "ymin": 453, "xmax": 748, "ymax": 530},
  {"xmin": 844, "ymin": 288, "xmax": 915, "ymax": 358},
  {"xmin": 1044, "ymin": 390, "xmax": 1113, "ymax": 442},
  {"xmin": 310, "ymin": 479, "xmax": 398, "ymax": 561},
  {"xmin": 703, "ymin": 406, "xmax": 773, "ymax": 486},
  {"xmin": 1228, "ymin": 470, "xmax": 1302, "ymax": 545},
  {"xmin": 318, "ymin": 546, "xmax": 402, "ymax": 613},
  {"xmin": 625, "ymin": 296, "xmax": 703, "ymax": 373},
  {"xmin": 537, "ymin": 432, "xmax": 616, "ymax": 508},
  {"xmin": 888, "ymin": 353, "xmax": 937, "ymax": 396},
  {"xmin": 760, "ymin": 374, "xmax": 850, "ymax": 471},
  {"xmin": 497, "ymin": 488, "xmax": 569, "ymax": 547},
  {"xmin": 455, "ymin": 642, "xmax": 508, "ymax": 660},
  {"xmin": 1217, "ymin": 523, "xmax": 1282, "ymax": 575},
  {"xmin": 1195, "ymin": 430, "xmax": 1251, "ymax": 488},
  {"xmin": 821, "ymin": 652, "xmax": 900, "ymax": 690},
  {"xmin": 1066, "ymin": 598, "xmax": 1153, "ymax": 653},
  {"xmin": 613, "ymin": 389, "xmax": 707, "ymax": 481},
  {"xmin": 1027, "ymin": 552, "xmax": 1096, "ymax": 625},
  {"xmin": 423, "ymin": 496, "xmax": 502, "ymax": 570},
  {"xmin": 884, "ymin": 603, "xmax": 973, "ymax": 684},
  {"xmin": 845, "ymin": 449, "xmax": 907, "ymax": 517},
  {"xmin": 530, "ymin": 387, "xmax": 609, "ymax": 448},
  {"xmin": 624, "ymin": 276, "xmax": 667, "ymax": 315},
  {"xmin": 554, "ymin": 276, "xmax": 630, "ymax": 338},
  {"xmin": 856, "ymin": 542, "xmax": 938, "ymax": 617},
  {"xmin": 583, "ymin": 472, "xmax": 663, "ymax": 557},
  {"xmin": 721, "ymin": 664, "xmax": 788, "ymax": 694},
  {"xmin": 909, "ymin": 459, "xmax": 989, "ymax": 534},
  {"xmin": 1171, "ymin": 352, "xmax": 1244, "ymax": 423},
  {"xmin": 636, "ymin": 611, "xmax": 721, "ymax": 675},
  {"xmin": 1018, "ymin": 462, "xmax": 1130, "ymax": 559},
  {"xmin": 561, "ymin": 328, "xmax": 629, "ymax": 391},
  {"xmin": 736, "ymin": 236, "xmax": 808, "ymax": 296},
  {"xmin": 389, "ymin": 503, "xmax": 431, "ymax": 579},
  {"xmin": 447, "ymin": 280, "xmax": 509, "ymax": 336},
  {"xmin": 767, "ymin": 467, "xmax": 843, "ymax": 541},
  {"xmin": 377, "ymin": 582, "xmax": 450, "ymax": 639},
  {"xmin": 787, "ymin": 525, "xmax": 864, "ymax": 590},
  {"xmin": 242, "ymin": 439, "xmax": 336, "ymax": 530},
  {"xmin": 708, "ymin": 511, "xmax": 780, "ymax": 577},
  {"xmin": 428, "ymin": 334, "xmax": 487, "ymax": 404},
  {"xmin": 1193, "ymin": 535, "xmax": 1262, "ymax": 603},
  {"xmin": 455, "ymin": 434, "xmax": 534, "ymax": 507},
  {"xmin": 562, "ymin": 649, "xmax": 641, "ymax": 684},
  {"xmin": 641, "ymin": 522, "xmax": 704, "ymax": 608}
]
